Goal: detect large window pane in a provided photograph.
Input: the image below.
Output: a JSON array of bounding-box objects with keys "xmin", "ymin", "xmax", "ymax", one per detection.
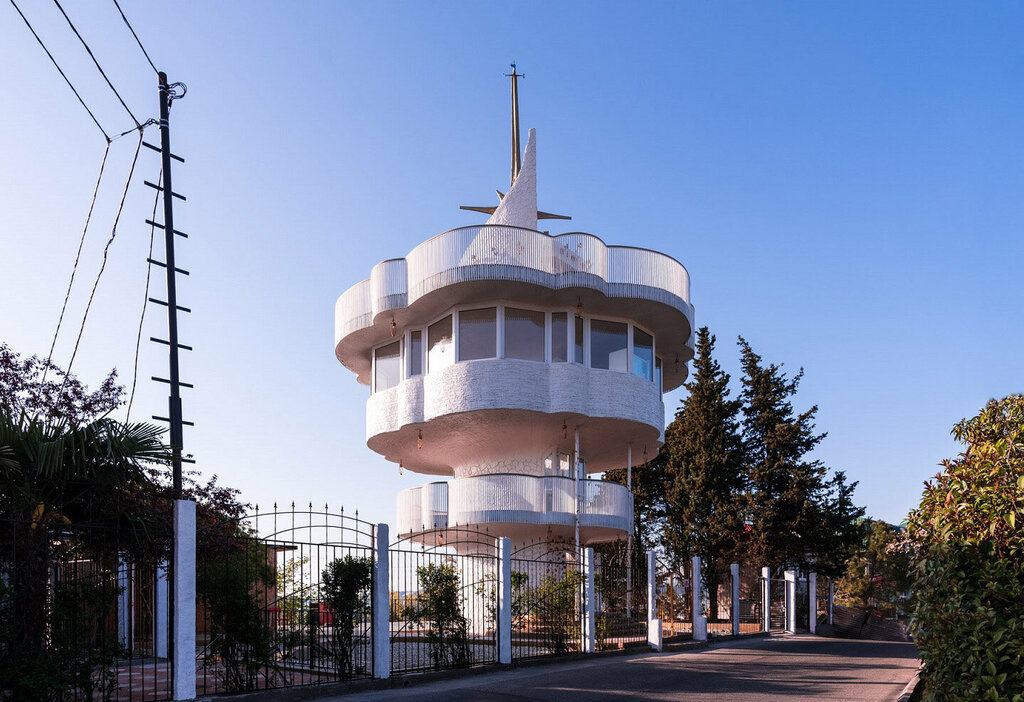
[
  {"xmin": 458, "ymin": 307, "xmax": 496, "ymax": 361},
  {"xmin": 428, "ymin": 315, "xmax": 452, "ymax": 371},
  {"xmin": 590, "ymin": 319, "xmax": 628, "ymax": 372},
  {"xmin": 633, "ymin": 327, "xmax": 654, "ymax": 380},
  {"xmin": 505, "ymin": 307, "xmax": 545, "ymax": 361},
  {"xmin": 574, "ymin": 316, "xmax": 584, "ymax": 364},
  {"xmin": 409, "ymin": 330, "xmax": 423, "ymax": 376},
  {"xmin": 655, "ymin": 357, "xmax": 663, "ymax": 393},
  {"xmin": 551, "ymin": 312, "xmax": 568, "ymax": 363},
  {"xmin": 374, "ymin": 341, "xmax": 401, "ymax": 392}
]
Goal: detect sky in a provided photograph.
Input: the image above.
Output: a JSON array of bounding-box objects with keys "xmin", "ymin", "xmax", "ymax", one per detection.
[{"xmin": 1, "ymin": 1, "xmax": 1021, "ymax": 529}]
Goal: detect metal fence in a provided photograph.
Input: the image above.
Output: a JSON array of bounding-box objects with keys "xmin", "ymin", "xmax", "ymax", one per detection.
[
  {"xmin": 594, "ymin": 549, "xmax": 647, "ymax": 651},
  {"xmin": 738, "ymin": 565, "xmax": 766, "ymax": 633},
  {"xmin": 195, "ymin": 505, "xmax": 375, "ymax": 697},
  {"xmin": 389, "ymin": 527, "xmax": 497, "ymax": 674},
  {"xmin": 509, "ymin": 540, "xmax": 584, "ymax": 660},
  {"xmin": 656, "ymin": 559, "xmax": 694, "ymax": 640},
  {"xmin": 0, "ymin": 518, "xmax": 173, "ymax": 702}
]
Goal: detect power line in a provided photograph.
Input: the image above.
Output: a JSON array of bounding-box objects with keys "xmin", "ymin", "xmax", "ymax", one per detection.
[
  {"xmin": 8, "ymin": 0, "xmax": 110, "ymax": 140},
  {"xmin": 42, "ymin": 141, "xmax": 112, "ymax": 382},
  {"xmin": 110, "ymin": 0, "xmax": 158, "ymax": 75},
  {"xmin": 125, "ymin": 165, "xmax": 163, "ymax": 422},
  {"xmin": 51, "ymin": 0, "xmax": 140, "ymax": 127},
  {"xmin": 60, "ymin": 130, "xmax": 146, "ymax": 388}
]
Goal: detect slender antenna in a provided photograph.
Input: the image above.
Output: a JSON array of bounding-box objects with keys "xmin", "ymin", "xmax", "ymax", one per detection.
[{"xmin": 506, "ymin": 62, "xmax": 524, "ymax": 186}]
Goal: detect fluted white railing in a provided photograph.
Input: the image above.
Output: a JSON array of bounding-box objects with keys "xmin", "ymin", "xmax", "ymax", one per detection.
[
  {"xmin": 336, "ymin": 225, "xmax": 691, "ymax": 344},
  {"xmin": 396, "ymin": 474, "xmax": 633, "ymax": 535}
]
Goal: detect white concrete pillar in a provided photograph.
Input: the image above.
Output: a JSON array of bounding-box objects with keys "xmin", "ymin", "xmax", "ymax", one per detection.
[
  {"xmin": 808, "ymin": 571, "xmax": 817, "ymax": 634},
  {"xmin": 117, "ymin": 555, "xmax": 133, "ymax": 649},
  {"xmin": 497, "ymin": 537, "xmax": 512, "ymax": 664},
  {"xmin": 692, "ymin": 556, "xmax": 707, "ymax": 641},
  {"xmin": 154, "ymin": 561, "xmax": 169, "ymax": 659},
  {"xmin": 761, "ymin": 567, "xmax": 771, "ymax": 633},
  {"xmin": 582, "ymin": 547, "xmax": 596, "ymax": 653},
  {"xmin": 828, "ymin": 579, "xmax": 834, "ymax": 625},
  {"xmin": 172, "ymin": 499, "xmax": 196, "ymax": 701},
  {"xmin": 646, "ymin": 550, "xmax": 661, "ymax": 651},
  {"xmin": 730, "ymin": 563, "xmax": 740, "ymax": 636},
  {"xmin": 784, "ymin": 569, "xmax": 797, "ymax": 634},
  {"xmin": 373, "ymin": 523, "xmax": 390, "ymax": 679}
]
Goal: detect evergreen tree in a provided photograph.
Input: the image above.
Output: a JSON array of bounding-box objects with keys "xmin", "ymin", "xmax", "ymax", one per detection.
[
  {"xmin": 661, "ymin": 327, "xmax": 746, "ymax": 578},
  {"xmin": 737, "ymin": 337, "xmax": 863, "ymax": 575}
]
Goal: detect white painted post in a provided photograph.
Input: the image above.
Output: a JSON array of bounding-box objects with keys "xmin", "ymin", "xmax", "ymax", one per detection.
[
  {"xmin": 497, "ymin": 537, "xmax": 512, "ymax": 664},
  {"xmin": 117, "ymin": 555, "xmax": 133, "ymax": 649},
  {"xmin": 172, "ymin": 499, "xmax": 196, "ymax": 701},
  {"xmin": 784, "ymin": 569, "xmax": 797, "ymax": 634},
  {"xmin": 828, "ymin": 579, "xmax": 834, "ymax": 625},
  {"xmin": 154, "ymin": 561, "xmax": 169, "ymax": 659},
  {"xmin": 692, "ymin": 556, "xmax": 707, "ymax": 641},
  {"xmin": 646, "ymin": 550, "xmax": 661, "ymax": 651},
  {"xmin": 808, "ymin": 571, "xmax": 817, "ymax": 634},
  {"xmin": 582, "ymin": 547, "xmax": 596, "ymax": 653},
  {"xmin": 761, "ymin": 567, "xmax": 771, "ymax": 633},
  {"xmin": 373, "ymin": 523, "xmax": 390, "ymax": 679},
  {"xmin": 730, "ymin": 563, "xmax": 740, "ymax": 636}
]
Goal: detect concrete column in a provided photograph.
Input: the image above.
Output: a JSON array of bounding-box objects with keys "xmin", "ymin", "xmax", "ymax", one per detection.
[
  {"xmin": 828, "ymin": 579, "xmax": 834, "ymax": 625},
  {"xmin": 172, "ymin": 499, "xmax": 196, "ymax": 701},
  {"xmin": 582, "ymin": 547, "xmax": 596, "ymax": 653},
  {"xmin": 784, "ymin": 569, "xmax": 797, "ymax": 634},
  {"xmin": 373, "ymin": 523, "xmax": 390, "ymax": 679},
  {"xmin": 497, "ymin": 537, "xmax": 512, "ymax": 664},
  {"xmin": 117, "ymin": 555, "xmax": 133, "ymax": 649},
  {"xmin": 646, "ymin": 550, "xmax": 661, "ymax": 651},
  {"xmin": 808, "ymin": 571, "xmax": 817, "ymax": 634},
  {"xmin": 692, "ymin": 556, "xmax": 707, "ymax": 641},
  {"xmin": 761, "ymin": 567, "xmax": 771, "ymax": 633},
  {"xmin": 154, "ymin": 561, "xmax": 169, "ymax": 658},
  {"xmin": 730, "ymin": 563, "xmax": 740, "ymax": 636}
]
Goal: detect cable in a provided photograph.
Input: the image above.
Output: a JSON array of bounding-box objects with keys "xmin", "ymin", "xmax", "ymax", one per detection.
[
  {"xmin": 60, "ymin": 130, "xmax": 145, "ymax": 389},
  {"xmin": 52, "ymin": 0, "xmax": 140, "ymax": 127},
  {"xmin": 125, "ymin": 165, "xmax": 162, "ymax": 422},
  {"xmin": 41, "ymin": 141, "xmax": 112, "ymax": 383},
  {"xmin": 110, "ymin": 0, "xmax": 158, "ymax": 75},
  {"xmin": 8, "ymin": 0, "xmax": 110, "ymax": 140}
]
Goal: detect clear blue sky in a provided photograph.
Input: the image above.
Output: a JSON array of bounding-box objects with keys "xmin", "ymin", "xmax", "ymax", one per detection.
[{"xmin": 2, "ymin": 1, "xmax": 1021, "ymax": 528}]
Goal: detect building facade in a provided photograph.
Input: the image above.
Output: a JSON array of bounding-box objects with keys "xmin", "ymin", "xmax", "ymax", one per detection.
[{"xmin": 333, "ymin": 89, "xmax": 694, "ymax": 553}]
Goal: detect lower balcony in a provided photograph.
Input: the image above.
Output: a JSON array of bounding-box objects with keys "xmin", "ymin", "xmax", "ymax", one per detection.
[{"xmin": 396, "ymin": 474, "xmax": 633, "ymax": 542}]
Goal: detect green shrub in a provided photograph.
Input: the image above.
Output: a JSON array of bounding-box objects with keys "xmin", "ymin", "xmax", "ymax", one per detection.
[
  {"xmin": 407, "ymin": 561, "xmax": 473, "ymax": 669},
  {"xmin": 908, "ymin": 395, "xmax": 1024, "ymax": 701},
  {"xmin": 320, "ymin": 555, "xmax": 372, "ymax": 677}
]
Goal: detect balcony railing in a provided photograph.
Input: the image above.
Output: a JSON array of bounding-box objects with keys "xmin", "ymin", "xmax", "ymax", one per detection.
[
  {"xmin": 337, "ymin": 225, "xmax": 691, "ymax": 345},
  {"xmin": 396, "ymin": 474, "xmax": 633, "ymax": 535}
]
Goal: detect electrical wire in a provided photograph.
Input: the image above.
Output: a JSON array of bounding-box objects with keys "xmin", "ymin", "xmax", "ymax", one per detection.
[
  {"xmin": 60, "ymin": 130, "xmax": 145, "ymax": 390},
  {"xmin": 110, "ymin": 0, "xmax": 158, "ymax": 75},
  {"xmin": 8, "ymin": 0, "xmax": 110, "ymax": 140},
  {"xmin": 51, "ymin": 0, "xmax": 140, "ymax": 127},
  {"xmin": 41, "ymin": 141, "xmax": 112, "ymax": 383},
  {"xmin": 125, "ymin": 165, "xmax": 163, "ymax": 422}
]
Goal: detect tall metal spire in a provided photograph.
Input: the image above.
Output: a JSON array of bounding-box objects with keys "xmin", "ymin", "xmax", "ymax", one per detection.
[{"xmin": 507, "ymin": 62, "xmax": 524, "ymax": 186}]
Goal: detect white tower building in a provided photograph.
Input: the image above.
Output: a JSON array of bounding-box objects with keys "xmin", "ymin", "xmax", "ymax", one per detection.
[{"xmin": 334, "ymin": 71, "xmax": 694, "ymax": 552}]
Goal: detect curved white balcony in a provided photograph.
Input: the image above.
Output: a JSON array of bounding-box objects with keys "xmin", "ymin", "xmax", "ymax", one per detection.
[
  {"xmin": 396, "ymin": 474, "xmax": 633, "ymax": 538},
  {"xmin": 335, "ymin": 225, "xmax": 694, "ymax": 391}
]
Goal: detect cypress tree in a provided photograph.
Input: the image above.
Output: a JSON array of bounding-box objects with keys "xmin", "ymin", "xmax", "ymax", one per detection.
[{"xmin": 662, "ymin": 327, "xmax": 746, "ymax": 584}]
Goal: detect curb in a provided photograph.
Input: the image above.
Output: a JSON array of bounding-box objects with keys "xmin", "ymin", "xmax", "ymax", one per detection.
[{"xmin": 895, "ymin": 669, "xmax": 922, "ymax": 702}]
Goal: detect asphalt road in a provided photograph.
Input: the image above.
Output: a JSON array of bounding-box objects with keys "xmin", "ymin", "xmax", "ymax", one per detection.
[{"xmin": 333, "ymin": 635, "xmax": 920, "ymax": 701}]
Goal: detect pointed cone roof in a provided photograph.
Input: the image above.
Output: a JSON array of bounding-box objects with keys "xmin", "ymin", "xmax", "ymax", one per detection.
[{"xmin": 486, "ymin": 128, "xmax": 537, "ymax": 231}]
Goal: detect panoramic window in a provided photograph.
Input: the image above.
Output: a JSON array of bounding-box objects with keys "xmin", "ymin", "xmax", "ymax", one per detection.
[
  {"xmin": 427, "ymin": 315, "xmax": 453, "ymax": 371},
  {"xmin": 655, "ymin": 356, "xmax": 663, "ymax": 393},
  {"xmin": 373, "ymin": 341, "xmax": 401, "ymax": 392},
  {"xmin": 504, "ymin": 307, "xmax": 545, "ymax": 361},
  {"xmin": 409, "ymin": 330, "xmax": 423, "ymax": 377},
  {"xmin": 574, "ymin": 316, "xmax": 584, "ymax": 364},
  {"xmin": 551, "ymin": 312, "xmax": 568, "ymax": 362},
  {"xmin": 633, "ymin": 327, "xmax": 654, "ymax": 380},
  {"xmin": 590, "ymin": 319, "xmax": 628, "ymax": 372},
  {"xmin": 458, "ymin": 307, "xmax": 496, "ymax": 361}
]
